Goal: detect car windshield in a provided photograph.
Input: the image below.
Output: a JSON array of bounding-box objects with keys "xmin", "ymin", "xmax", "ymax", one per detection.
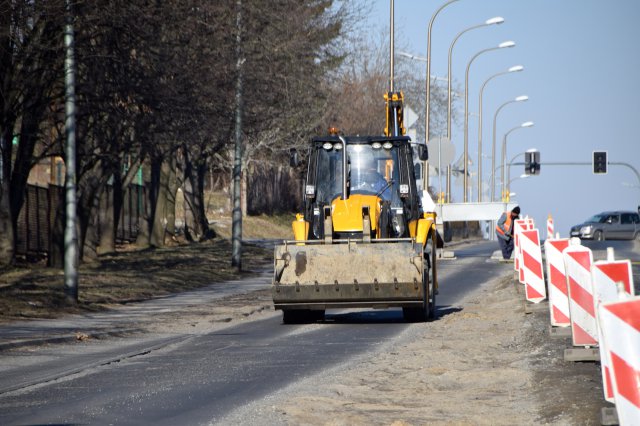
[
  {"xmin": 314, "ymin": 143, "xmax": 401, "ymax": 204},
  {"xmin": 586, "ymin": 214, "xmax": 607, "ymax": 223}
]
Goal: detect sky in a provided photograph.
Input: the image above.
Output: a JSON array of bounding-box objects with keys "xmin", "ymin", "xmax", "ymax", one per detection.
[{"xmin": 366, "ymin": 0, "xmax": 640, "ymax": 236}]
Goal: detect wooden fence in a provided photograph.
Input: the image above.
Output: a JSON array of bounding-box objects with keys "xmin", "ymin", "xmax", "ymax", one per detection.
[{"xmin": 15, "ymin": 184, "xmax": 145, "ymax": 258}]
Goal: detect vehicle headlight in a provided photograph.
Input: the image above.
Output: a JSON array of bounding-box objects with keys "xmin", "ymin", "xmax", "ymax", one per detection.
[{"xmin": 580, "ymin": 225, "xmax": 592, "ymax": 234}]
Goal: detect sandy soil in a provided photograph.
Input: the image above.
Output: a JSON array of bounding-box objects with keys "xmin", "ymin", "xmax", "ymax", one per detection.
[{"xmin": 217, "ymin": 273, "xmax": 604, "ymax": 425}]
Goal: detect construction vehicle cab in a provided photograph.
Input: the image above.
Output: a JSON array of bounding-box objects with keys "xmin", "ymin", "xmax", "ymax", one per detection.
[{"xmin": 305, "ymin": 135, "xmax": 421, "ymax": 239}]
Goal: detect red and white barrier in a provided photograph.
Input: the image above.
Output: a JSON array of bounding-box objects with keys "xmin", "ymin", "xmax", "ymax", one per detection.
[
  {"xmin": 544, "ymin": 238, "xmax": 571, "ymax": 326},
  {"xmin": 563, "ymin": 240, "xmax": 597, "ymax": 347},
  {"xmin": 598, "ymin": 296, "xmax": 640, "ymax": 425},
  {"xmin": 514, "ymin": 218, "xmax": 534, "ymax": 283},
  {"xmin": 592, "ymin": 253, "xmax": 636, "ymax": 403},
  {"xmin": 546, "ymin": 214, "xmax": 554, "ymax": 240},
  {"xmin": 521, "ymin": 229, "xmax": 546, "ymax": 303}
]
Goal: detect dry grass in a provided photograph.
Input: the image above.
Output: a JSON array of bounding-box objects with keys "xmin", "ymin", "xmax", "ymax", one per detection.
[
  {"xmin": 0, "ymin": 213, "xmax": 293, "ymax": 324},
  {"xmin": 212, "ymin": 213, "xmax": 294, "ymax": 240}
]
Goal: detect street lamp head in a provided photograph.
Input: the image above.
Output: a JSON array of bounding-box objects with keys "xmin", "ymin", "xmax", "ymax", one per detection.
[
  {"xmin": 485, "ymin": 16, "xmax": 505, "ymax": 25},
  {"xmin": 397, "ymin": 51, "xmax": 427, "ymax": 62},
  {"xmin": 498, "ymin": 41, "xmax": 516, "ymax": 49},
  {"xmin": 515, "ymin": 95, "xmax": 529, "ymax": 102},
  {"xmin": 508, "ymin": 65, "xmax": 524, "ymax": 73},
  {"xmin": 519, "ymin": 174, "xmax": 530, "ymax": 179},
  {"xmin": 521, "ymin": 121, "xmax": 534, "ymax": 128}
]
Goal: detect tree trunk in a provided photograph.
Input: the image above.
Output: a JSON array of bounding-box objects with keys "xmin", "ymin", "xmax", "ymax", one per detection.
[
  {"xmin": 97, "ymin": 184, "xmax": 115, "ymax": 255},
  {"xmin": 76, "ymin": 172, "xmax": 106, "ymax": 263},
  {"xmin": 150, "ymin": 158, "xmax": 171, "ymax": 247},
  {"xmin": 241, "ymin": 166, "xmax": 247, "ymax": 218},
  {"xmin": 0, "ymin": 123, "xmax": 15, "ymax": 267},
  {"xmin": 164, "ymin": 156, "xmax": 180, "ymax": 242},
  {"xmin": 48, "ymin": 186, "xmax": 65, "ymax": 268},
  {"xmin": 136, "ymin": 158, "xmax": 158, "ymax": 248},
  {"xmin": 0, "ymin": 176, "xmax": 14, "ymax": 266}
]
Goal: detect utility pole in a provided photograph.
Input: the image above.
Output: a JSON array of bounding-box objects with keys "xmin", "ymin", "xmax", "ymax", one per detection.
[
  {"xmin": 231, "ymin": 0, "xmax": 244, "ymax": 270},
  {"xmin": 63, "ymin": 0, "xmax": 78, "ymax": 303}
]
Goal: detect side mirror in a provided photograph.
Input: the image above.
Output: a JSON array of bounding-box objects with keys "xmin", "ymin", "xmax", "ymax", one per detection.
[
  {"xmin": 289, "ymin": 148, "xmax": 299, "ymax": 167},
  {"xmin": 418, "ymin": 144, "xmax": 428, "ymax": 161}
]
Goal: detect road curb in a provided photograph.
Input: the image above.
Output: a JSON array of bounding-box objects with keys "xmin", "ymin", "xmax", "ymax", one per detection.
[{"xmin": 0, "ymin": 327, "xmax": 145, "ymax": 352}]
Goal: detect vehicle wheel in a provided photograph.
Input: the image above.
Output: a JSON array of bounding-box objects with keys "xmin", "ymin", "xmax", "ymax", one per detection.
[
  {"xmin": 428, "ymin": 282, "xmax": 436, "ymax": 319},
  {"xmin": 403, "ymin": 305, "xmax": 429, "ymax": 322},
  {"xmin": 311, "ymin": 310, "xmax": 325, "ymax": 322},
  {"xmin": 282, "ymin": 309, "xmax": 312, "ymax": 324},
  {"xmin": 403, "ymin": 261, "xmax": 431, "ymax": 323},
  {"xmin": 594, "ymin": 230, "xmax": 604, "ymax": 241},
  {"xmin": 428, "ymin": 240, "xmax": 437, "ymax": 319}
]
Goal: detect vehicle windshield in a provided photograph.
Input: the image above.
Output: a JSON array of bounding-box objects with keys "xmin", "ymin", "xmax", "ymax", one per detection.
[
  {"xmin": 586, "ymin": 214, "xmax": 607, "ymax": 223},
  {"xmin": 314, "ymin": 143, "xmax": 401, "ymax": 205}
]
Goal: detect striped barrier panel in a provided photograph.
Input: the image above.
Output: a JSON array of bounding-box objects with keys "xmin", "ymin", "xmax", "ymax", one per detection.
[
  {"xmin": 546, "ymin": 214, "xmax": 554, "ymax": 240},
  {"xmin": 544, "ymin": 238, "xmax": 571, "ymax": 326},
  {"xmin": 521, "ymin": 229, "xmax": 546, "ymax": 303},
  {"xmin": 563, "ymin": 240, "xmax": 597, "ymax": 347},
  {"xmin": 598, "ymin": 296, "xmax": 640, "ymax": 425},
  {"xmin": 514, "ymin": 218, "xmax": 534, "ymax": 283},
  {"xmin": 592, "ymin": 256, "xmax": 635, "ymax": 404}
]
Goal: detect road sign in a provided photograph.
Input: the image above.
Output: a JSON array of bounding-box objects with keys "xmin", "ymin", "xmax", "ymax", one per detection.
[
  {"xmin": 404, "ymin": 106, "xmax": 418, "ymax": 129},
  {"xmin": 427, "ymin": 137, "xmax": 455, "ymax": 169}
]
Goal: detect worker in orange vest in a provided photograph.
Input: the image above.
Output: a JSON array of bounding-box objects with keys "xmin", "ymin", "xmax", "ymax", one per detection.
[{"xmin": 496, "ymin": 206, "xmax": 520, "ymax": 260}]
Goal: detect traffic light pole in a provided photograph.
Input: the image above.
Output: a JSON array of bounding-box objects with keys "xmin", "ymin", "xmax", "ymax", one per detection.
[{"xmin": 510, "ymin": 161, "xmax": 640, "ymax": 187}]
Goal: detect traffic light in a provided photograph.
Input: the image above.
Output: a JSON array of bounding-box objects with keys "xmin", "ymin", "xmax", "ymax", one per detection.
[
  {"xmin": 593, "ymin": 151, "xmax": 607, "ymax": 174},
  {"xmin": 524, "ymin": 150, "xmax": 540, "ymax": 175}
]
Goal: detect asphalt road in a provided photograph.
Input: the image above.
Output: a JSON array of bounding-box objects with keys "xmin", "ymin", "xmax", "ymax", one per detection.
[{"xmin": 0, "ymin": 240, "xmax": 571, "ymax": 425}]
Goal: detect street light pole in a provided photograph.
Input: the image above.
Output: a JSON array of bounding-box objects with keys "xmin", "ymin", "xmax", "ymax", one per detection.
[
  {"xmin": 507, "ymin": 174, "xmax": 530, "ymax": 198},
  {"xmin": 477, "ymin": 65, "xmax": 523, "ymax": 202},
  {"xmin": 425, "ymin": 0, "xmax": 460, "ymax": 190},
  {"xmin": 64, "ymin": 0, "xmax": 78, "ymax": 303},
  {"xmin": 464, "ymin": 41, "xmax": 515, "ymax": 202},
  {"xmin": 231, "ymin": 0, "xmax": 244, "ymax": 269},
  {"xmin": 491, "ymin": 95, "xmax": 528, "ymax": 201},
  {"xmin": 446, "ymin": 17, "xmax": 504, "ymax": 202},
  {"xmin": 501, "ymin": 121, "xmax": 534, "ymax": 200},
  {"xmin": 506, "ymin": 151, "xmax": 527, "ymax": 194}
]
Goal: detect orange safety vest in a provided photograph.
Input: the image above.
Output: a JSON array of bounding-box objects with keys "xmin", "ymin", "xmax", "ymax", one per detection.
[{"xmin": 496, "ymin": 212, "xmax": 513, "ymax": 236}]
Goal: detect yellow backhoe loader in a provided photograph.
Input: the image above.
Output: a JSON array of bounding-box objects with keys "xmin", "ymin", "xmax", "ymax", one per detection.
[{"xmin": 272, "ymin": 90, "xmax": 441, "ymax": 324}]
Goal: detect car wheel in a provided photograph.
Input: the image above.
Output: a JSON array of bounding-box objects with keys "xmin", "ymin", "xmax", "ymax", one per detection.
[{"xmin": 594, "ymin": 230, "xmax": 604, "ymax": 241}]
